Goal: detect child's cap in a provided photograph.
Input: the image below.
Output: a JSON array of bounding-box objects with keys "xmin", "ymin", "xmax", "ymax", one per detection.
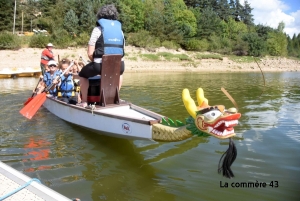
[{"xmin": 48, "ymin": 60, "xmax": 57, "ymax": 66}]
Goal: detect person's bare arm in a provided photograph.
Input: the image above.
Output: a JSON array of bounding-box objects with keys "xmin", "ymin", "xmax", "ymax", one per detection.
[{"xmin": 87, "ymin": 45, "xmax": 95, "ymax": 61}]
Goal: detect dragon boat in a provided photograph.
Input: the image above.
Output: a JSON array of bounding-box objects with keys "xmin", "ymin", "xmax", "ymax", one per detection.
[
  {"xmin": 42, "ymin": 87, "xmax": 240, "ymax": 142},
  {"xmin": 20, "ymin": 55, "xmax": 241, "ymax": 178}
]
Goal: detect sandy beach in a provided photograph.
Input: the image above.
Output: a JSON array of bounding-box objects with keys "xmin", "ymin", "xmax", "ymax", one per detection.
[{"xmin": 0, "ymin": 46, "xmax": 299, "ymax": 72}]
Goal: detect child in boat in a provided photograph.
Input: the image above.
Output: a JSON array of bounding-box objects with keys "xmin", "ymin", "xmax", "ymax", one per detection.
[
  {"xmin": 40, "ymin": 60, "xmax": 60, "ymax": 97},
  {"xmin": 56, "ymin": 58, "xmax": 77, "ymax": 103},
  {"xmin": 72, "ymin": 60, "xmax": 82, "ymax": 103},
  {"xmin": 71, "ymin": 60, "xmax": 82, "ymax": 90},
  {"xmin": 73, "ymin": 61, "xmax": 83, "ymax": 74}
]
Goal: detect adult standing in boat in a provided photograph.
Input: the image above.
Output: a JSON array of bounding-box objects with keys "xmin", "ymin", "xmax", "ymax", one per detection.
[
  {"xmin": 40, "ymin": 43, "xmax": 55, "ymax": 75},
  {"xmin": 77, "ymin": 4, "xmax": 125, "ymax": 107}
]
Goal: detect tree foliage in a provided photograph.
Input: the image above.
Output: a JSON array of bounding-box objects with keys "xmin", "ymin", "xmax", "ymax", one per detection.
[
  {"xmin": 287, "ymin": 34, "xmax": 300, "ymax": 58},
  {"xmin": 0, "ymin": 0, "xmax": 14, "ymax": 32},
  {"xmin": 79, "ymin": 2, "xmax": 95, "ymax": 33},
  {"xmin": 119, "ymin": 0, "xmax": 144, "ymax": 33},
  {"xmin": 63, "ymin": 9, "xmax": 79, "ymax": 34},
  {"xmin": 242, "ymin": 32, "xmax": 266, "ymax": 56},
  {"xmin": 0, "ymin": 0, "xmax": 297, "ymax": 57},
  {"xmin": 196, "ymin": 7, "xmax": 222, "ymax": 39},
  {"xmin": 267, "ymin": 31, "xmax": 288, "ymax": 56}
]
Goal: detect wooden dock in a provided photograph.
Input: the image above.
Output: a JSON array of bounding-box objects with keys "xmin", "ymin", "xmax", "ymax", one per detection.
[
  {"xmin": 0, "ymin": 161, "xmax": 72, "ymax": 201},
  {"xmin": 0, "ymin": 68, "xmax": 41, "ymax": 79}
]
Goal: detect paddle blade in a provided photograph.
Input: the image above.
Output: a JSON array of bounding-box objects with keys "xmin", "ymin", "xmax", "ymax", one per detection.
[
  {"xmin": 20, "ymin": 93, "xmax": 47, "ymax": 119},
  {"xmin": 23, "ymin": 97, "xmax": 34, "ymax": 106}
]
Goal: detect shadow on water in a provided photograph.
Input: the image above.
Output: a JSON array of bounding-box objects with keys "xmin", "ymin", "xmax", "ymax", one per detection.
[{"xmin": 58, "ymin": 123, "xmax": 211, "ymax": 201}]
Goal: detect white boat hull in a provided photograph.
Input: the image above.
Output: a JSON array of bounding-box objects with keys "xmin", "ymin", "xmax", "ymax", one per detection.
[{"xmin": 43, "ymin": 98, "xmax": 164, "ymax": 140}]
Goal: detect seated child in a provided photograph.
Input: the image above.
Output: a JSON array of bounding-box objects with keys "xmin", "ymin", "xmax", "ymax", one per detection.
[
  {"xmin": 73, "ymin": 61, "xmax": 83, "ymax": 74},
  {"xmin": 72, "ymin": 60, "xmax": 82, "ymax": 103},
  {"xmin": 56, "ymin": 59, "xmax": 77, "ymax": 104},
  {"xmin": 42, "ymin": 60, "xmax": 60, "ymax": 97}
]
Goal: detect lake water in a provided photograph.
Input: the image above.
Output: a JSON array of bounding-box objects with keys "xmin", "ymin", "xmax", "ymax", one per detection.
[{"xmin": 0, "ymin": 72, "xmax": 299, "ymax": 201}]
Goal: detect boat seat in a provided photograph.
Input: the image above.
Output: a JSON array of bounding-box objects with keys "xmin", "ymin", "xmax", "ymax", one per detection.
[{"xmin": 99, "ymin": 54, "xmax": 121, "ymax": 106}]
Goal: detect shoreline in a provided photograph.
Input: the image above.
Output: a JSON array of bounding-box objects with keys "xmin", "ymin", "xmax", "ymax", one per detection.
[{"xmin": 0, "ymin": 46, "xmax": 299, "ymax": 73}]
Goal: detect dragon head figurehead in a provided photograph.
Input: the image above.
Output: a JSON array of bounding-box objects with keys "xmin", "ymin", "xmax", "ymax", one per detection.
[
  {"xmin": 182, "ymin": 88, "xmax": 241, "ymax": 139},
  {"xmin": 182, "ymin": 88, "xmax": 241, "ymax": 178}
]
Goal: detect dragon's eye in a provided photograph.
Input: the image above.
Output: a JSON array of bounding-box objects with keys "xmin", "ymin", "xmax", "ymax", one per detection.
[{"xmin": 203, "ymin": 110, "xmax": 222, "ymax": 121}]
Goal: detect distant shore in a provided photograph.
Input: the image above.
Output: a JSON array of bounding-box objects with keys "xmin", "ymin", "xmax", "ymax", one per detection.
[{"xmin": 0, "ymin": 46, "xmax": 299, "ymax": 73}]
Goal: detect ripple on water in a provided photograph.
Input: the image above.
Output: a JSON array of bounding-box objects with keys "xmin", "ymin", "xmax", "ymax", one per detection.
[{"xmin": 1, "ymin": 73, "xmax": 300, "ymax": 201}]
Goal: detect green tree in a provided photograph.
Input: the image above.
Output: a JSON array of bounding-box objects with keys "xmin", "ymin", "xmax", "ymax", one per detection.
[
  {"xmin": 241, "ymin": 0, "xmax": 253, "ymax": 25},
  {"xmin": 196, "ymin": 7, "xmax": 222, "ymax": 39},
  {"xmin": 166, "ymin": 0, "xmax": 197, "ymax": 38},
  {"xmin": 229, "ymin": 0, "xmax": 235, "ymax": 18},
  {"xmin": 144, "ymin": 0, "xmax": 165, "ymax": 39},
  {"xmin": 287, "ymin": 33, "xmax": 300, "ymax": 57},
  {"xmin": 144, "ymin": 0, "xmax": 195, "ymax": 42},
  {"xmin": 20, "ymin": 0, "xmax": 42, "ymax": 32},
  {"xmin": 39, "ymin": 0, "xmax": 57, "ymax": 17},
  {"xmin": 36, "ymin": 0, "xmax": 66, "ymax": 33},
  {"xmin": 277, "ymin": 21, "xmax": 285, "ymax": 32},
  {"xmin": 226, "ymin": 17, "xmax": 248, "ymax": 40},
  {"xmin": 0, "ymin": 0, "xmax": 15, "ymax": 32},
  {"xmin": 119, "ymin": 0, "xmax": 144, "ymax": 33},
  {"xmin": 218, "ymin": 0, "xmax": 231, "ymax": 21},
  {"xmin": 255, "ymin": 24, "xmax": 276, "ymax": 40},
  {"xmin": 292, "ymin": 34, "xmax": 298, "ymax": 49},
  {"xmin": 287, "ymin": 35, "xmax": 294, "ymax": 56},
  {"xmin": 184, "ymin": 0, "xmax": 200, "ymax": 8},
  {"xmin": 79, "ymin": 1, "xmax": 95, "ymax": 33},
  {"xmin": 184, "ymin": 0, "xmax": 212, "ymax": 10},
  {"xmin": 233, "ymin": 0, "xmax": 243, "ymax": 21},
  {"xmin": 63, "ymin": 9, "xmax": 79, "ymax": 34},
  {"xmin": 163, "ymin": 1, "xmax": 185, "ymax": 42},
  {"xmin": 242, "ymin": 32, "xmax": 266, "ymax": 56},
  {"xmin": 267, "ymin": 31, "xmax": 287, "ymax": 56}
]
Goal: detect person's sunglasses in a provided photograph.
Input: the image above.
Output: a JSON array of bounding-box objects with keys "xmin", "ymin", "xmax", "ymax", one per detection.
[{"xmin": 49, "ymin": 65, "xmax": 57, "ymax": 67}]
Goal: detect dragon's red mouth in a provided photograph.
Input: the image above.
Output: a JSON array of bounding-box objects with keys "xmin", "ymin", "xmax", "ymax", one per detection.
[
  {"xmin": 206, "ymin": 113, "xmax": 241, "ymax": 137},
  {"xmin": 208, "ymin": 119, "xmax": 239, "ymax": 136},
  {"xmin": 195, "ymin": 111, "xmax": 241, "ymax": 138}
]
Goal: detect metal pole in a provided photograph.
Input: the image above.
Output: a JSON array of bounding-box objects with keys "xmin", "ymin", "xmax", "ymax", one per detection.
[
  {"xmin": 22, "ymin": 11, "xmax": 23, "ymax": 34},
  {"xmin": 13, "ymin": 0, "xmax": 16, "ymax": 34}
]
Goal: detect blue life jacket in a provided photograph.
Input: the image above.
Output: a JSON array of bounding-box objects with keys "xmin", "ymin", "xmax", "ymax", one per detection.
[
  {"xmin": 43, "ymin": 71, "xmax": 60, "ymax": 95},
  {"xmin": 58, "ymin": 74, "xmax": 74, "ymax": 98},
  {"xmin": 93, "ymin": 19, "xmax": 124, "ymax": 59}
]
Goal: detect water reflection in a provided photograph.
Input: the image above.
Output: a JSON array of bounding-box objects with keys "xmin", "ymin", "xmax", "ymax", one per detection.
[{"xmin": 1, "ymin": 72, "xmax": 300, "ymax": 201}]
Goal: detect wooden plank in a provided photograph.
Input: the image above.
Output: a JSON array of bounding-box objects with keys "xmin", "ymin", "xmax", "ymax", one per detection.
[{"xmin": 100, "ymin": 55, "xmax": 122, "ymax": 106}]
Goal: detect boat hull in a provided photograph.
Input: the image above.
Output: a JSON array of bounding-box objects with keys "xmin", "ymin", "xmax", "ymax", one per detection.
[{"xmin": 43, "ymin": 97, "xmax": 164, "ymax": 140}]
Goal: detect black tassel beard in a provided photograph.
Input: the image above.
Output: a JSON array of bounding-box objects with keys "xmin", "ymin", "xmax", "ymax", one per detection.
[{"xmin": 218, "ymin": 138, "xmax": 237, "ymax": 178}]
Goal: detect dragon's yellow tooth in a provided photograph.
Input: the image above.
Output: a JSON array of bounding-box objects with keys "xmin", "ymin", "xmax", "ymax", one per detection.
[{"xmin": 182, "ymin": 89, "xmax": 197, "ymax": 119}]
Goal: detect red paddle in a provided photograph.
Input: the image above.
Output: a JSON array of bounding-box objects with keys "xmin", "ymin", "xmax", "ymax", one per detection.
[
  {"xmin": 20, "ymin": 62, "xmax": 74, "ymax": 119},
  {"xmin": 23, "ymin": 77, "xmax": 42, "ymax": 105},
  {"xmin": 20, "ymin": 93, "xmax": 47, "ymax": 119}
]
